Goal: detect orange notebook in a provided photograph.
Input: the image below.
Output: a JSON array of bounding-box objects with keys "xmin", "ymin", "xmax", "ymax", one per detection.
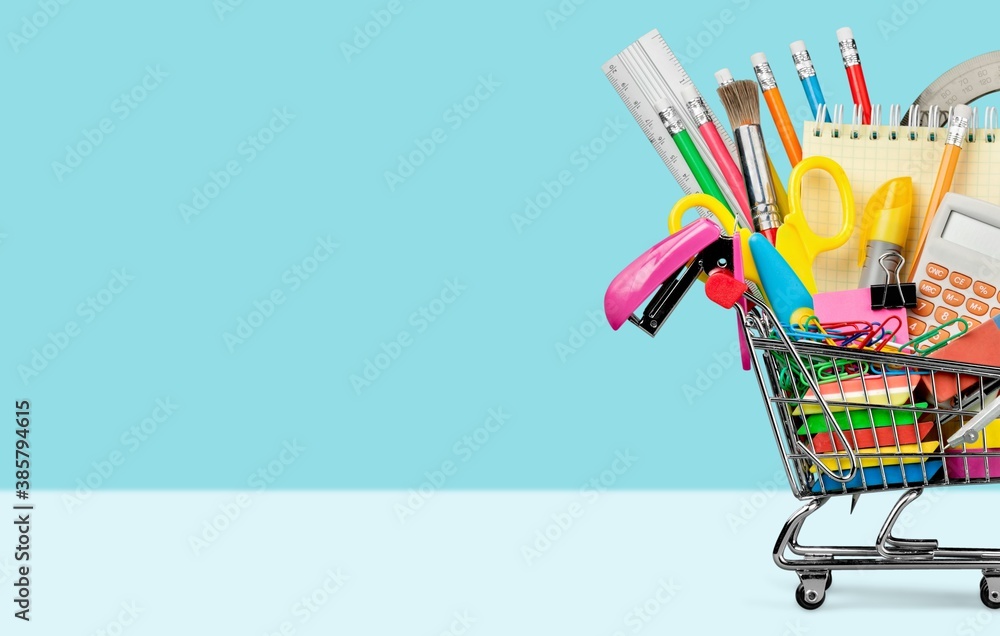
[{"xmin": 923, "ymin": 315, "xmax": 1000, "ymax": 403}]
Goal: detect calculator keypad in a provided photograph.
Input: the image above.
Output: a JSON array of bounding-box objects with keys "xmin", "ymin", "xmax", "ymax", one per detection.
[
  {"xmin": 974, "ymin": 282, "xmax": 996, "ymax": 298},
  {"xmin": 926, "ymin": 263, "xmax": 948, "ymax": 280},
  {"xmin": 967, "ymin": 299, "xmax": 989, "ymax": 316},
  {"xmin": 935, "ymin": 307, "xmax": 958, "ymax": 323},
  {"xmin": 913, "ymin": 298, "xmax": 934, "ymax": 317},
  {"xmin": 943, "ymin": 290, "xmax": 965, "ymax": 306},
  {"xmin": 918, "ymin": 280, "xmax": 942, "ymax": 297},
  {"xmin": 908, "ymin": 260, "xmax": 1000, "ymax": 343},
  {"xmin": 950, "ymin": 272, "xmax": 972, "ymax": 289}
]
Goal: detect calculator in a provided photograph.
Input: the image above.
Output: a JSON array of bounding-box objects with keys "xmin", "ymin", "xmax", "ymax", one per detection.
[{"xmin": 908, "ymin": 193, "xmax": 1000, "ymax": 343}]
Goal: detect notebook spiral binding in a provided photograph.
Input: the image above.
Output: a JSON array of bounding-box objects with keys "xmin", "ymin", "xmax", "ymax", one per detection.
[{"xmin": 810, "ymin": 103, "xmax": 999, "ymax": 143}]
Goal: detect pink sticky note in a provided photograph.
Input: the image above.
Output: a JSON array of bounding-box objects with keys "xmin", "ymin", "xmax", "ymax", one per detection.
[{"xmin": 814, "ymin": 288, "xmax": 909, "ymax": 344}]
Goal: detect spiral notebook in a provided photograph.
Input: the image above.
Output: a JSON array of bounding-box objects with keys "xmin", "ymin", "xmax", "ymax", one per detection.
[{"xmin": 800, "ymin": 107, "xmax": 1000, "ymax": 293}]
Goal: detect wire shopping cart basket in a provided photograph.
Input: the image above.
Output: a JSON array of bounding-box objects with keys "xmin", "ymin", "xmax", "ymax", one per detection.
[{"xmin": 605, "ymin": 217, "xmax": 1000, "ymax": 609}]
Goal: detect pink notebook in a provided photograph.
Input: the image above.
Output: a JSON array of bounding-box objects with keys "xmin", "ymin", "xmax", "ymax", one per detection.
[{"xmin": 814, "ymin": 288, "xmax": 908, "ymax": 344}]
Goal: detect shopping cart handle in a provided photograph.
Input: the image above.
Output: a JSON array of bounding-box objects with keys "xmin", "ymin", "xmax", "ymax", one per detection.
[{"xmin": 604, "ymin": 218, "xmax": 722, "ymax": 332}]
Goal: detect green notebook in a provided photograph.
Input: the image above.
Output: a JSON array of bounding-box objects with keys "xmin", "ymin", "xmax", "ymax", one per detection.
[{"xmin": 797, "ymin": 403, "xmax": 928, "ymax": 435}]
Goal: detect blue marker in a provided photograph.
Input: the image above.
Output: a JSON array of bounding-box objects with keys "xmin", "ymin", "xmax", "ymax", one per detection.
[
  {"xmin": 748, "ymin": 234, "xmax": 814, "ymax": 328},
  {"xmin": 790, "ymin": 40, "xmax": 831, "ymax": 122}
]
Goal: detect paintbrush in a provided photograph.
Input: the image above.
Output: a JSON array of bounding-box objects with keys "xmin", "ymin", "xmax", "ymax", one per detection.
[{"xmin": 717, "ymin": 78, "xmax": 781, "ymax": 245}]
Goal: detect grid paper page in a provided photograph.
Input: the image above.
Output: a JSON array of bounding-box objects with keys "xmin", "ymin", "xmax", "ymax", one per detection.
[{"xmin": 800, "ymin": 122, "xmax": 1000, "ymax": 293}]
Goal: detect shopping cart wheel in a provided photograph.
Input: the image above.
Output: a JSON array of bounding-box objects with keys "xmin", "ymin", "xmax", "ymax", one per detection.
[
  {"xmin": 825, "ymin": 573, "xmax": 832, "ymax": 590},
  {"xmin": 795, "ymin": 584, "xmax": 825, "ymax": 610},
  {"xmin": 980, "ymin": 577, "xmax": 1000, "ymax": 609}
]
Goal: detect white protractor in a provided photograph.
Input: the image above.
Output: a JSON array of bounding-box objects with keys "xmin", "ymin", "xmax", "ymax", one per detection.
[{"xmin": 602, "ymin": 29, "xmax": 741, "ymax": 216}]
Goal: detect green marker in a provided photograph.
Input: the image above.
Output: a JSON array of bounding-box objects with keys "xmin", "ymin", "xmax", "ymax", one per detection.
[{"xmin": 659, "ymin": 104, "xmax": 734, "ymax": 220}]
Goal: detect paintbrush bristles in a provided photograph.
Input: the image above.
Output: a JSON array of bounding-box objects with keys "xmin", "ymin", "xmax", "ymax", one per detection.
[{"xmin": 717, "ymin": 79, "xmax": 761, "ymax": 129}]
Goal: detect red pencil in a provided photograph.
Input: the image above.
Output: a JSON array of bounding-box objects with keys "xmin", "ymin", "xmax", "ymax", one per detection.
[{"xmin": 837, "ymin": 27, "xmax": 872, "ymax": 125}]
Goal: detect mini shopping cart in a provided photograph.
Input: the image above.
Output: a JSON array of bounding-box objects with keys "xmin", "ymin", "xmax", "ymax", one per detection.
[{"xmin": 605, "ymin": 218, "xmax": 1000, "ymax": 609}]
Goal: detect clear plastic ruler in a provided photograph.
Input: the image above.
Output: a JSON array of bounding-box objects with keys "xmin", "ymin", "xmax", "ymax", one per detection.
[{"xmin": 602, "ymin": 29, "xmax": 740, "ymax": 215}]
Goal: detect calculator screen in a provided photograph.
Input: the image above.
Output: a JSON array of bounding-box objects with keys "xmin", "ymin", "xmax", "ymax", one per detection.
[{"xmin": 941, "ymin": 210, "xmax": 1000, "ymax": 258}]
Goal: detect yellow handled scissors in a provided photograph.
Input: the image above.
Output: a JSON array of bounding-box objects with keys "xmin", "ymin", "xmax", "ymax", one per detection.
[
  {"xmin": 667, "ymin": 193, "xmax": 761, "ymax": 291},
  {"xmin": 776, "ymin": 155, "xmax": 856, "ymax": 294}
]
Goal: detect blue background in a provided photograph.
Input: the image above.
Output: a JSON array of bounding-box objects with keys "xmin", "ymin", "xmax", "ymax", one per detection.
[{"xmin": 4, "ymin": 0, "xmax": 994, "ymax": 489}]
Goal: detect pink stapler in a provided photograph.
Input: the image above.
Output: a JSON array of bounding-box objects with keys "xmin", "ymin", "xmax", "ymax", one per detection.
[{"xmin": 605, "ymin": 217, "xmax": 749, "ymax": 337}]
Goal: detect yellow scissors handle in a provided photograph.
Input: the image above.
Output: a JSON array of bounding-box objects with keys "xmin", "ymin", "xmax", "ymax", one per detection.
[
  {"xmin": 787, "ymin": 155, "xmax": 856, "ymax": 252},
  {"xmin": 667, "ymin": 193, "xmax": 760, "ymax": 291},
  {"xmin": 668, "ymin": 193, "xmax": 735, "ymax": 235}
]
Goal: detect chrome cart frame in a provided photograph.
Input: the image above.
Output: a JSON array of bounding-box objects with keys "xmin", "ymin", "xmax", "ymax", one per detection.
[{"xmin": 740, "ymin": 299, "xmax": 1000, "ymax": 609}]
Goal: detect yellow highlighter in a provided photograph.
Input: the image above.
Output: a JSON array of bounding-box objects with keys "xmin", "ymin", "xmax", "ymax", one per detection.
[
  {"xmin": 775, "ymin": 156, "xmax": 856, "ymax": 293},
  {"xmin": 668, "ymin": 193, "xmax": 761, "ymax": 292},
  {"xmin": 858, "ymin": 177, "xmax": 912, "ymax": 287}
]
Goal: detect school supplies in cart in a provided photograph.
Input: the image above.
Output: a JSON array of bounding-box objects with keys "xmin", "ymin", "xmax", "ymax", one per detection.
[
  {"xmin": 908, "ymin": 194, "xmax": 1000, "ymax": 339},
  {"xmin": 799, "ymin": 107, "xmax": 1000, "ymax": 294},
  {"xmin": 946, "ymin": 419, "xmax": 1000, "ymax": 479},
  {"xmin": 924, "ymin": 314, "xmax": 1000, "ymax": 404},
  {"xmin": 601, "ymin": 23, "xmax": 1000, "ymax": 611},
  {"xmin": 605, "ymin": 217, "xmax": 1000, "ymax": 610}
]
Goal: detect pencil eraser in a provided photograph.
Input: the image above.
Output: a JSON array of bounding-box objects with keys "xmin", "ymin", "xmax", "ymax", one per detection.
[
  {"xmin": 652, "ymin": 97, "xmax": 670, "ymax": 115},
  {"xmin": 836, "ymin": 27, "xmax": 854, "ymax": 42},
  {"xmin": 680, "ymin": 85, "xmax": 698, "ymax": 102},
  {"xmin": 714, "ymin": 68, "xmax": 734, "ymax": 86},
  {"xmin": 789, "ymin": 40, "xmax": 807, "ymax": 54},
  {"xmin": 953, "ymin": 103, "xmax": 974, "ymax": 120},
  {"xmin": 705, "ymin": 271, "xmax": 747, "ymax": 310},
  {"xmin": 750, "ymin": 52, "xmax": 768, "ymax": 67}
]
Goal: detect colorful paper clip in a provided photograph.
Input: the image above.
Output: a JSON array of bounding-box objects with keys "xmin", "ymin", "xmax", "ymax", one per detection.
[{"xmin": 902, "ymin": 317, "xmax": 970, "ymax": 355}]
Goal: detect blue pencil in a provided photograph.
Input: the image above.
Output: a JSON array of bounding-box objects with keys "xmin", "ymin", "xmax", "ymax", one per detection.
[{"xmin": 790, "ymin": 40, "xmax": 831, "ymax": 122}]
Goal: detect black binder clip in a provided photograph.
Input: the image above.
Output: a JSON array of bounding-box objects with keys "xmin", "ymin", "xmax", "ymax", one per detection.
[{"xmin": 870, "ymin": 252, "xmax": 917, "ymax": 310}]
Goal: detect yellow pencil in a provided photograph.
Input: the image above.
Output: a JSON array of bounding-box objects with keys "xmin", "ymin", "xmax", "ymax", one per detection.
[{"xmin": 910, "ymin": 104, "xmax": 973, "ymax": 275}]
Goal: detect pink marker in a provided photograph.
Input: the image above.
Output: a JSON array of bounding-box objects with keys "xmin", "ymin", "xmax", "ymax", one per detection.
[{"xmin": 680, "ymin": 85, "xmax": 752, "ymax": 231}]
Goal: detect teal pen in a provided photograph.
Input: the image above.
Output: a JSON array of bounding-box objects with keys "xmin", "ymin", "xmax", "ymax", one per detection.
[{"xmin": 790, "ymin": 40, "xmax": 831, "ymax": 123}]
